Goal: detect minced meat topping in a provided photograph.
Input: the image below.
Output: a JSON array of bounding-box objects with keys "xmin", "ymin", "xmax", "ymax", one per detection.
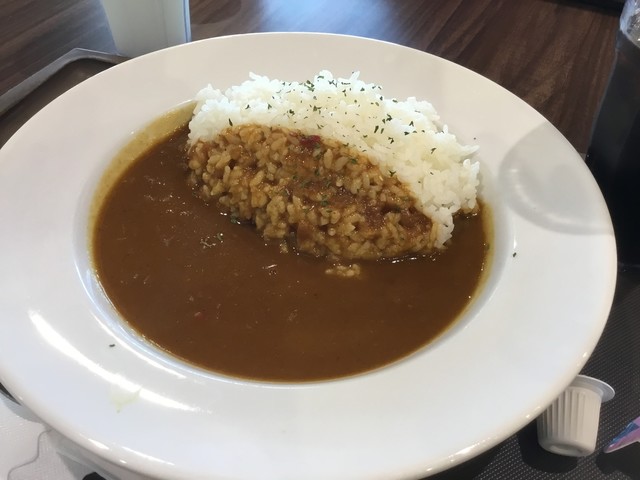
[{"xmin": 187, "ymin": 124, "xmax": 437, "ymax": 260}]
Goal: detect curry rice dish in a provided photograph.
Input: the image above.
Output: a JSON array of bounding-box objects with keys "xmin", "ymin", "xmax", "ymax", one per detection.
[{"xmin": 92, "ymin": 72, "xmax": 490, "ymax": 381}]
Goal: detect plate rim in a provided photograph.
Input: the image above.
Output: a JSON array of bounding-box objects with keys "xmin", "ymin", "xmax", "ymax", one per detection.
[{"xmin": 0, "ymin": 31, "xmax": 617, "ymax": 479}]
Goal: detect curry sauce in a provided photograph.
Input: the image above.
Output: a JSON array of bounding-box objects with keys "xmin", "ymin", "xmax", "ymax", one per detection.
[{"xmin": 92, "ymin": 125, "xmax": 490, "ymax": 382}]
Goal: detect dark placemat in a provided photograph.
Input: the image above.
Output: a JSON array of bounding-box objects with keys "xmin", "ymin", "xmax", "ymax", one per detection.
[
  {"xmin": 2, "ymin": 51, "xmax": 639, "ymax": 480},
  {"xmin": 573, "ymin": 0, "xmax": 626, "ymax": 11},
  {"xmin": 429, "ymin": 266, "xmax": 640, "ymax": 479}
]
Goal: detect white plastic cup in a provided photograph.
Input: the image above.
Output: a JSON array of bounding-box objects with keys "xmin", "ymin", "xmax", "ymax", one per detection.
[
  {"xmin": 537, "ymin": 375, "xmax": 615, "ymax": 457},
  {"xmin": 100, "ymin": 0, "xmax": 191, "ymax": 57}
]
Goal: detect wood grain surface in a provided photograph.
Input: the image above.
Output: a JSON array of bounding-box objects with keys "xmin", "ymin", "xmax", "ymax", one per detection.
[
  {"xmin": 0, "ymin": 0, "xmax": 618, "ymax": 152},
  {"xmin": 0, "ymin": 0, "xmax": 619, "ymax": 152}
]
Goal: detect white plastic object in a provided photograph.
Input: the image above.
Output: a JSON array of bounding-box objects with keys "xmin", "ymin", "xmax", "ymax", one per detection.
[
  {"xmin": 537, "ymin": 375, "xmax": 615, "ymax": 457},
  {"xmin": 100, "ymin": 0, "xmax": 191, "ymax": 57}
]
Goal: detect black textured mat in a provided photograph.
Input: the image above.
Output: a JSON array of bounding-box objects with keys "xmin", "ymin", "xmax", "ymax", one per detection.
[{"xmin": 430, "ymin": 267, "xmax": 640, "ymax": 479}]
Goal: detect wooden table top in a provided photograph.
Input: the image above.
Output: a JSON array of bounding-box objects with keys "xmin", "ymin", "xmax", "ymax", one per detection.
[{"xmin": 0, "ymin": 0, "xmax": 620, "ymax": 153}]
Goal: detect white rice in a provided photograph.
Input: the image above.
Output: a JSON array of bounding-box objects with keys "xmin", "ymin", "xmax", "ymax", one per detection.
[{"xmin": 188, "ymin": 70, "xmax": 480, "ymax": 248}]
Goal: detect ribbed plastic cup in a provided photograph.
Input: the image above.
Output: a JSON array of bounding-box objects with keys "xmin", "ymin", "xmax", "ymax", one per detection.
[{"xmin": 537, "ymin": 375, "xmax": 615, "ymax": 457}]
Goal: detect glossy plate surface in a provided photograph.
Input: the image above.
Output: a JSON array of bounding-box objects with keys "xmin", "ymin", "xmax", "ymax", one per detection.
[{"xmin": 0, "ymin": 33, "xmax": 616, "ymax": 479}]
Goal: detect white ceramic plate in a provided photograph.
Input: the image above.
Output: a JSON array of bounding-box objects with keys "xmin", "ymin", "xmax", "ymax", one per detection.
[{"xmin": 0, "ymin": 33, "xmax": 616, "ymax": 479}]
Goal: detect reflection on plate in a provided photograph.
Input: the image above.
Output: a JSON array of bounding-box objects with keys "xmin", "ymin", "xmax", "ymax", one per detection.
[{"xmin": 0, "ymin": 33, "xmax": 616, "ymax": 479}]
